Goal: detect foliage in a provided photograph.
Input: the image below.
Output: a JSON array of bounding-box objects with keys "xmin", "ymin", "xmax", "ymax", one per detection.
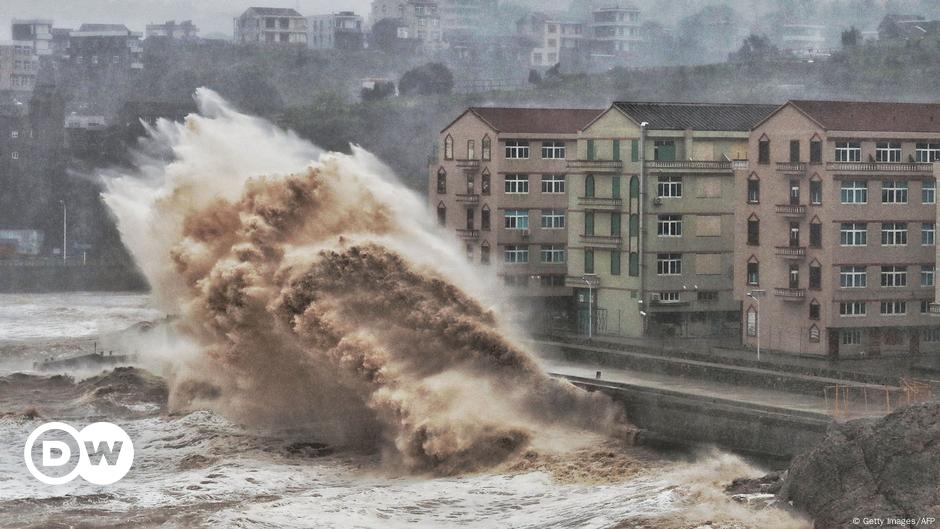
[
  {"xmin": 399, "ymin": 62, "xmax": 455, "ymax": 96},
  {"xmin": 842, "ymin": 26, "xmax": 861, "ymax": 47}
]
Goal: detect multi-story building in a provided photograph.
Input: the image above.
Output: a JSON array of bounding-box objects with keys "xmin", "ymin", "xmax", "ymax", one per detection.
[
  {"xmin": 736, "ymin": 101, "xmax": 940, "ymax": 357},
  {"xmin": 308, "ymin": 12, "xmax": 364, "ymax": 50},
  {"xmin": 588, "ymin": 4, "xmax": 641, "ymax": 64},
  {"xmin": 780, "ymin": 24, "xmax": 828, "ymax": 57},
  {"xmin": 517, "ymin": 12, "xmax": 586, "ymax": 68},
  {"xmin": 370, "ymin": 0, "xmax": 496, "ymax": 49},
  {"xmin": 64, "ymin": 24, "xmax": 143, "ymax": 70},
  {"xmin": 437, "ymin": 0, "xmax": 497, "ymax": 41},
  {"xmin": 0, "ymin": 41, "xmax": 39, "ymax": 92},
  {"xmin": 11, "ymin": 19, "xmax": 53, "ymax": 56},
  {"xmin": 234, "ymin": 7, "xmax": 308, "ymax": 46},
  {"xmin": 430, "ymin": 106, "xmax": 602, "ymax": 318},
  {"xmin": 568, "ymin": 102, "xmax": 776, "ymax": 337},
  {"xmin": 145, "ymin": 20, "xmax": 199, "ymax": 40}
]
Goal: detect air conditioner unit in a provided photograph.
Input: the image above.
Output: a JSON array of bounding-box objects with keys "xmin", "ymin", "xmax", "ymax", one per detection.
[{"xmin": 653, "ymin": 197, "xmax": 663, "ymax": 206}]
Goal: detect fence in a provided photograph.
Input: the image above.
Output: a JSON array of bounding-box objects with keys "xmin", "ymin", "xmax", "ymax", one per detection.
[{"xmin": 824, "ymin": 378, "xmax": 934, "ymax": 418}]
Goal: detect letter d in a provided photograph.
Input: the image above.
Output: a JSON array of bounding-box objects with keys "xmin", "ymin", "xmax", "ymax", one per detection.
[{"xmin": 42, "ymin": 440, "xmax": 71, "ymax": 467}]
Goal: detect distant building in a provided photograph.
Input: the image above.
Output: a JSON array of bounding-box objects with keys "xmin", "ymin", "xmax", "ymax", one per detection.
[
  {"xmin": 63, "ymin": 24, "xmax": 143, "ymax": 71},
  {"xmin": 0, "ymin": 41, "xmax": 39, "ymax": 92},
  {"xmin": 370, "ymin": 0, "xmax": 496, "ymax": 50},
  {"xmin": 517, "ymin": 12, "xmax": 586, "ymax": 69},
  {"xmin": 307, "ymin": 12, "xmax": 364, "ymax": 50},
  {"xmin": 437, "ymin": 0, "xmax": 498, "ymax": 42},
  {"xmin": 11, "ymin": 19, "xmax": 53, "ymax": 56},
  {"xmin": 878, "ymin": 14, "xmax": 926, "ymax": 39},
  {"xmin": 589, "ymin": 4, "xmax": 641, "ymax": 64},
  {"xmin": 234, "ymin": 7, "xmax": 308, "ymax": 46},
  {"xmin": 145, "ymin": 20, "xmax": 199, "ymax": 40},
  {"xmin": 780, "ymin": 24, "xmax": 827, "ymax": 56}
]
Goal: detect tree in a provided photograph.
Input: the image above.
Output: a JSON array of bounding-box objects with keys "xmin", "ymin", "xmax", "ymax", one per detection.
[
  {"xmin": 398, "ymin": 62, "xmax": 454, "ymax": 96},
  {"xmin": 527, "ymin": 69, "xmax": 542, "ymax": 86},
  {"xmin": 728, "ymin": 34, "xmax": 779, "ymax": 63},
  {"xmin": 842, "ymin": 26, "xmax": 861, "ymax": 47}
]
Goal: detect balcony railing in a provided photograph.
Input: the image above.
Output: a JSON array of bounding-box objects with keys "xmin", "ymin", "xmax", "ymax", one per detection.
[
  {"xmin": 455, "ymin": 159, "xmax": 481, "ymax": 169},
  {"xmin": 566, "ymin": 160, "xmax": 623, "ymax": 172},
  {"xmin": 732, "ymin": 160, "xmax": 749, "ymax": 170},
  {"xmin": 579, "ymin": 234, "xmax": 622, "ymax": 248},
  {"xmin": 776, "ymin": 162, "xmax": 807, "ymax": 174},
  {"xmin": 775, "ymin": 204, "xmax": 807, "ymax": 217},
  {"xmin": 456, "ymin": 229, "xmax": 480, "ymax": 240},
  {"xmin": 930, "ymin": 303, "xmax": 940, "ymax": 315},
  {"xmin": 455, "ymin": 193, "xmax": 480, "ymax": 204},
  {"xmin": 775, "ymin": 246, "xmax": 806, "ymax": 259},
  {"xmin": 825, "ymin": 161, "xmax": 932, "ymax": 173},
  {"xmin": 645, "ymin": 160, "xmax": 732, "ymax": 171},
  {"xmin": 774, "ymin": 287, "xmax": 806, "ymax": 301},
  {"xmin": 577, "ymin": 196, "xmax": 623, "ymax": 209}
]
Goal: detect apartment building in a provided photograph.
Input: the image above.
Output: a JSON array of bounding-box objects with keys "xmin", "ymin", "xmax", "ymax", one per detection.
[
  {"xmin": 517, "ymin": 12, "xmax": 585, "ymax": 68},
  {"xmin": 145, "ymin": 20, "xmax": 199, "ymax": 40},
  {"xmin": 308, "ymin": 12, "xmax": 364, "ymax": 50},
  {"xmin": 736, "ymin": 101, "xmax": 940, "ymax": 357},
  {"xmin": 589, "ymin": 5, "xmax": 641, "ymax": 63},
  {"xmin": 63, "ymin": 24, "xmax": 143, "ymax": 71},
  {"xmin": 234, "ymin": 7, "xmax": 308, "ymax": 46},
  {"xmin": 430, "ymin": 106, "xmax": 602, "ymax": 317},
  {"xmin": 0, "ymin": 41, "xmax": 39, "ymax": 92},
  {"xmin": 11, "ymin": 19, "xmax": 53, "ymax": 57},
  {"xmin": 568, "ymin": 102, "xmax": 776, "ymax": 337}
]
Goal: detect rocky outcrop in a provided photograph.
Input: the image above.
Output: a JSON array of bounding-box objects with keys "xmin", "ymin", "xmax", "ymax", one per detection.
[{"xmin": 778, "ymin": 402, "xmax": 940, "ymax": 528}]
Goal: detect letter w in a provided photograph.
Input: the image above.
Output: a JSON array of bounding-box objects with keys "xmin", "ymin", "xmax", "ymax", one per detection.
[{"xmin": 84, "ymin": 440, "xmax": 123, "ymax": 465}]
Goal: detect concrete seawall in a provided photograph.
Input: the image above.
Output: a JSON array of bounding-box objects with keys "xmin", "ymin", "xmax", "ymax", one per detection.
[{"xmin": 0, "ymin": 263, "xmax": 147, "ymax": 292}]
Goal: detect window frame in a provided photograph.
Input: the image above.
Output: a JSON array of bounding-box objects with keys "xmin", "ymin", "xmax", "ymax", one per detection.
[
  {"xmin": 504, "ymin": 140, "xmax": 530, "ymax": 160},
  {"xmin": 881, "ymin": 180, "xmax": 909, "ymax": 204},
  {"xmin": 881, "ymin": 222, "xmax": 908, "ymax": 246},
  {"xmin": 540, "ymin": 208, "xmax": 565, "ymax": 229},
  {"xmin": 840, "ymin": 180, "xmax": 868, "ymax": 204},
  {"xmin": 840, "ymin": 266, "xmax": 868, "ymax": 288},
  {"xmin": 875, "ymin": 142, "xmax": 901, "ymax": 162},
  {"xmin": 540, "ymin": 141, "xmax": 566, "ymax": 160},
  {"xmin": 835, "ymin": 141, "xmax": 861, "ymax": 162},
  {"xmin": 656, "ymin": 175, "xmax": 682, "ymax": 198},
  {"xmin": 503, "ymin": 245, "xmax": 529, "ymax": 263},
  {"xmin": 840, "ymin": 222, "xmax": 868, "ymax": 246},
  {"xmin": 504, "ymin": 209, "xmax": 529, "ymax": 230},
  {"xmin": 504, "ymin": 174, "xmax": 529, "ymax": 194},
  {"xmin": 656, "ymin": 214, "xmax": 682, "ymax": 237},
  {"xmin": 540, "ymin": 244, "xmax": 566, "ymax": 263},
  {"xmin": 656, "ymin": 253, "xmax": 682, "ymax": 276},
  {"xmin": 540, "ymin": 174, "xmax": 565, "ymax": 194},
  {"xmin": 880, "ymin": 266, "xmax": 908, "ymax": 288}
]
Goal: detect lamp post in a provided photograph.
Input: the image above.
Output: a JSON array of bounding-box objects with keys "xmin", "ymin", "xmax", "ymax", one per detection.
[
  {"xmin": 59, "ymin": 200, "xmax": 67, "ymax": 261},
  {"xmin": 747, "ymin": 290, "xmax": 764, "ymax": 361}
]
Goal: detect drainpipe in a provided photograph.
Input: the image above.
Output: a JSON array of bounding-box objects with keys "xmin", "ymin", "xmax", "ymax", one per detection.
[{"xmin": 638, "ymin": 122, "xmax": 648, "ymax": 336}]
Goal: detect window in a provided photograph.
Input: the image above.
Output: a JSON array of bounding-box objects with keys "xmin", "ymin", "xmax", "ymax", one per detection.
[
  {"xmin": 467, "ymin": 140, "xmax": 475, "ymax": 159},
  {"xmin": 584, "ymin": 249, "xmax": 594, "ymax": 273},
  {"xmin": 809, "ymin": 264, "xmax": 821, "ymax": 289},
  {"xmin": 923, "ymin": 300, "xmax": 933, "ymax": 314},
  {"xmin": 436, "ymin": 168, "xmax": 446, "ymax": 193},
  {"xmin": 541, "ymin": 174, "xmax": 565, "ymax": 193},
  {"xmin": 11, "ymin": 151, "xmax": 18, "ymax": 160},
  {"xmin": 698, "ymin": 291, "xmax": 717, "ymax": 302},
  {"xmin": 658, "ymin": 291, "xmax": 680, "ymax": 303},
  {"xmin": 466, "ymin": 242, "xmax": 474, "ymax": 261},
  {"xmin": 840, "ymin": 266, "xmax": 867, "ymax": 288},
  {"xmin": 746, "ymin": 307, "xmax": 757, "ymax": 336},
  {"xmin": 789, "ymin": 140, "xmax": 800, "ymax": 162},
  {"xmin": 653, "ymin": 140, "xmax": 675, "ymax": 161},
  {"xmin": 466, "ymin": 208, "xmax": 474, "ymax": 230},
  {"xmin": 657, "ymin": 215, "xmax": 682, "ymax": 237},
  {"xmin": 747, "ymin": 178, "xmax": 760, "ymax": 203},
  {"xmin": 481, "ymin": 205, "xmax": 491, "ymax": 231},
  {"xmin": 612, "ymin": 176, "xmax": 621, "ymax": 199},
  {"xmin": 610, "ymin": 213, "xmax": 621, "ymax": 236},
  {"xmin": 505, "ymin": 140, "xmax": 529, "ymax": 159},
  {"xmin": 504, "ymin": 245, "xmax": 528, "ymax": 263},
  {"xmin": 747, "ymin": 218, "xmax": 760, "ymax": 245},
  {"xmin": 789, "ymin": 264, "xmax": 800, "ymax": 289},
  {"xmin": 922, "ymin": 266, "xmax": 935, "ymax": 287},
  {"xmin": 444, "ymin": 134, "xmax": 453, "ymax": 160},
  {"xmin": 881, "ymin": 180, "xmax": 908, "ymax": 204},
  {"xmin": 466, "ymin": 172, "xmax": 475, "ymax": 194},
  {"xmin": 842, "ymin": 329, "xmax": 862, "ymax": 345},
  {"xmin": 541, "ymin": 209, "xmax": 565, "ymax": 229},
  {"xmin": 584, "ymin": 212, "xmax": 594, "ymax": 235},
  {"xmin": 629, "ymin": 214, "xmax": 638, "ymax": 237},
  {"xmin": 881, "ymin": 222, "xmax": 908, "ymax": 246},
  {"xmin": 540, "ymin": 245, "xmax": 565, "ymax": 263},
  {"xmin": 809, "ymin": 300, "xmax": 820, "ymax": 320},
  {"xmin": 758, "ymin": 139, "xmax": 770, "ymax": 164},
  {"xmin": 584, "ymin": 174, "xmax": 595, "ymax": 197},
  {"xmin": 10, "ymin": 130, "xmax": 17, "ymax": 139},
  {"xmin": 880, "ymin": 266, "xmax": 907, "ymax": 287},
  {"xmin": 747, "ymin": 261, "xmax": 759, "ymax": 285},
  {"xmin": 541, "ymin": 141, "xmax": 565, "ymax": 159},
  {"xmin": 611, "ymin": 251, "xmax": 621, "ymax": 275},
  {"xmin": 924, "ymin": 327, "xmax": 940, "ymax": 342},
  {"xmin": 437, "ymin": 202, "xmax": 446, "ymax": 226},
  {"xmin": 629, "ymin": 252, "xmax": 639, "ymax": 276},
  {"xmin": 840, "ymin": 302, "xmax": 866, "ymax": 317},
  {"xmin": 657, "ymin": 253, "xmax": 681, "ymax": 275},
  {"xmin": 840, "ymin": 180, "xmax": 868, "ymax": 204},
  {"xmin": 629, "ymin": 175, "xmax": 639, "ymax": 198},
  {"xmin": 916, "ymin": 143, "xmax": 940, "ymax": 162},
  {"xmin": 810, "ymin": 139, "xmax": 822, "ymax": 163},
  {"xmin": 880, "ymin": 300, "xmax": 906, "ymax": 315},
  {"xmin": 810, "ymin": 180, "xmax": 822, "ymax": 205},
  {"xmin": 923, "ymin": 179, "xmax": 936, "ymax": 204},
  {"xmin": 586, "ymin": 139, "xmax": 595, "ymax": 160},
  {"xmin": 835, "ymin": 141, "xmax": 860, "ymax": 162},
  {"xmin": 481, "ymin": 241, "xmax": 490, "ymax": 264},
  {"xmin": 840, "ymin": 223, "xmax": 867, "ymax": 246},
  {"xmin": 923, "ymin": 222, "xmax": 936, "ymax": 245},
  {"xmin": 810, "ymin": 222, "xmax": 822, "ymax": 248},
  {"xmin": 789, "ymin": 222, "xmax": 801, "ymax": 247},
  {"xmin": 504, "ymin": 174, "xmax": 529, "ymax": 194},
  {"xmin": 504, "ymin": 209, "xmax": 529, "ymax": 229},
  {"xmin": 481, "ymin": 136, "xmax": 491, "ymax": 161},
  {"xmin": 481, "ymin": 169, "xmax": 490, "ymax": 195},
  {"xmin": 540, "ymin": 275, "xmax": 565, "ymax": 287},
  {"xmin": 657, "ymin": 176, "xmax": 682, "ymax": 198},
  {"xmin": 875, "ymin": 142, "xmax": 901, "ymax": 162}
]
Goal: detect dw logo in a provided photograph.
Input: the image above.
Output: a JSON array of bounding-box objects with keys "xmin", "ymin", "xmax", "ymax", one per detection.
[{"xmin": 23, "ymin": 422, "xmax": 134, "ymax": 485}]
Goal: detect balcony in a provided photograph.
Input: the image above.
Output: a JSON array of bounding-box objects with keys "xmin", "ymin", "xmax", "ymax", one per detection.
[
  {"xmin": 774, "ymin": 287, "xmax": 806, "ymax": 301},
  {"xmin": 931, "ymin": 303, "xmax": 940, "ymax": 315},
  {"xmin": 645, "ymin": 160, "xmax": 733, "ymax": 172},
  {"xmin": 825, "ymin": 161, "xmax": 932, "ymax": 174},
  {"xmin": 775, "ymin": 204, "xmax": 806, "ymax": 217},
  {"xmin": 567, "ymin": 159, "xmax": 623, "ymax": 172},
  {"xmin": 455, "ymin": 159, "xmax": 480, "ymax": 170},
  {"xmin": 776, "ymin": 162, "xmax": 807, "ymax": 175},
  {"xmin": 455, "ymin": 193, "xmax": 480, "ymax": 204},
  {"xmin": 732, "ymin": 160, "xmax": 749, "ymax": 171},
  {"xmin": 456, "ymin": 229, "xmax": 480, "ymax": 240},
  {"xmin": 775, "ymin": 246, "xmax": 806, "ymax": 259},
  {"xmin": 579, "ymin": 234, "xmax": 622, "ymax": 248},
  {"xmin": 577, "ymin": 196, "xmax": 623, "ymax": 210}
]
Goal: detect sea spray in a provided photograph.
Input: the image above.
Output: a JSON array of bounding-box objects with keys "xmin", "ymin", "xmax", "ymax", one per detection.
[{"xmin": 102, "ymin": 89, "xmax": 626, "ymax": 473}]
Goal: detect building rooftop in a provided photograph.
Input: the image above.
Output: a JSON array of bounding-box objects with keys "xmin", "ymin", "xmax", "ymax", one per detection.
[
  {"xmin": 76, "ymin": 23, "xmax": 130, "ymax": 33},
  {"xmin": 788, "ymin": 100, "xmax": 940, "ymax": 132},
  {"xmin": 463, "ymin": 107, "xmax": 603, "ymax": 134},
  {"xmin": 613, "ymin": 102, "xmax": 779, "ymax": 131},
  {"xmin": 246, "ymin": 7, "xmax": 304, "ymax": 17}
]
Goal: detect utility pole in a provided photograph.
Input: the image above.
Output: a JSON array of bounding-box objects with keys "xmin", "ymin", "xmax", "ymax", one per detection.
[
  {"xmin": 747, "ymin": 290, "xmax": 765, "ymax": 361},
  {"xmin": 59, "ymin": 200, "xmax": 67, "ymax": 261},
  {"xmin": 582, "ymin": 274, "xmax": 597, "ymax": 339}
]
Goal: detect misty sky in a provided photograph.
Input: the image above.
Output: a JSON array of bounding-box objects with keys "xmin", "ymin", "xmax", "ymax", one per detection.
[{"xmin": 0, "ymin": 0, "xmax": 373, "ymax": 39}]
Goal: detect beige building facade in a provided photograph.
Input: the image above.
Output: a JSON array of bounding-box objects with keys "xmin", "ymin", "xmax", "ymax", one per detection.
[{"xmin": 736, "ymin": 101, "xmax": 940, "ymax": 357}]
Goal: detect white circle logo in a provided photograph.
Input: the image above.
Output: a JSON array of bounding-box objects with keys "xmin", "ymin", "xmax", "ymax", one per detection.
[{"xmin": 24, "ymin": 421, "xmax": 134, "ymax": 485}]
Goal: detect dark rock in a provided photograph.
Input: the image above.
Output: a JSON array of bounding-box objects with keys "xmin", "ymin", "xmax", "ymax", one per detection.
[
  {"xmin": 726, "ymin": 470, "xmax": 787, "ymax": 495},
  {"xmin": 778, "ymin": 402, "xmax": 940, "ymax": 528}
]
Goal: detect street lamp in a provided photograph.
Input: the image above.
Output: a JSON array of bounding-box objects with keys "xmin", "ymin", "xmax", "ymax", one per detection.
[
  {"xmin": 747, "ymin": 290, "xmax": 765, "ymax": 361},
  {"xmin": 581, "ymin": 274, "xmax": 598, "ymax": 339},
  {"xmin": 59, "ymin": 200, "xmax": 67, "ymax": 261}
]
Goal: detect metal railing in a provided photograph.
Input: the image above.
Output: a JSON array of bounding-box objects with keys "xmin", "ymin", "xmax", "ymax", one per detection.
[
  {"xmin": 579, "ymin": 234, "xmax": 623, "ymax": 247},
  {"xmin": 645, "ymin": 160, "xmax": 732, "ymax": 170},
  {"xmin": 577, "ymin": 196, "xmax": 623, "ymax": 208},
  {"xmin": 776, "ymin": 161, "xmax": 807, "ymax": 173},
  {"xmin": 775, "ymin": 204, "xmax": 807, "ymax": 216},
  {"xmin": 566, "ymin": 160, "xmax": 623, "ymax": 171},
  {"xmin": 774, "ymin": 287, "xmax": 806, "ymax": 299},
  {"xmin": 775, "ymin": 246, "xmax": 806, "ymax": 258},
  {"xmin": 826, "ymin": 161, "xmax": 932, "ymax": 173},
  {"xmin": 455, "ymin": 193, "xmax": 480, "ymax": 204}
]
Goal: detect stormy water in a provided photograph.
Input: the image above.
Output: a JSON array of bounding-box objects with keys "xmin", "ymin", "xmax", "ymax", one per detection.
[{"xmin": 0, "ymin": 91, "xmax": 810, "ymax": 528}]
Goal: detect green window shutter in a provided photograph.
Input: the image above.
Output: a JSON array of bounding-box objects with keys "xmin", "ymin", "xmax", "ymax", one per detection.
[
  {"xmin": 611, "ymin": 213, "xmax": 621, "ymax": 236},
  {"xmin": 587, "ymin": 139, "xmax": 595, "ymax": 160},
  {"xmin": 585, "ymin": 212, "xmax": 595, "ymax": 236},
  {"xmin": 612, "ymin": 175, "xmax": 621, "ymax": 198},
  {"xmin": 631, "ymin": 139, "xmax": 639, "ymax": 162},
  {"xmin": 585, "ymin": 249, "xmax": 594, "ymax": 274},
  {"xmin": 611, "ymin": 251, "xmax": 621, "ymax": 275},
  {"xmin": 628, "ymin": 252, "xmax": 639, "ymax": 276},
  {"xmin": 612, "ymin": 139, "xmax": 621, "ymax": 161},
  {"xmin": 585, "ymin": 174, "xmax": 595, "ymax": 197},
  {"xmin": 629, "ymin": 214, "xmax": 638, "ymax": 237},
  {"xmin": 629, "ymin": 175, "xmax": 639, "ymax": 198}
]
